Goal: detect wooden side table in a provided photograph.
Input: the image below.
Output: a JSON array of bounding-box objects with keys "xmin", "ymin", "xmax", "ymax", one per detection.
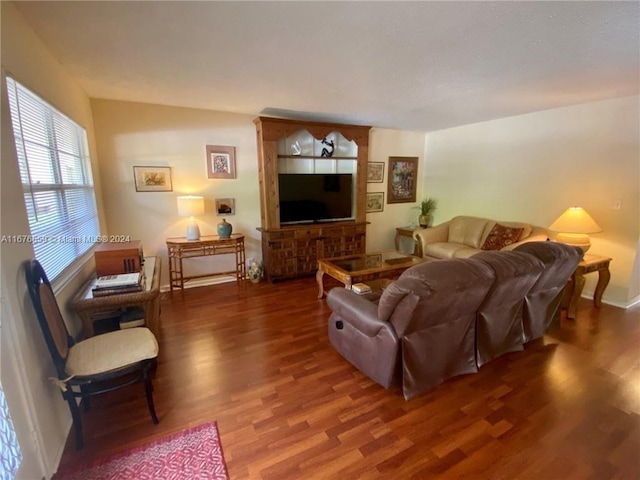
[
  {"xmin": 395, "ymin": 226, "xmax": 423, "ymax": 257},
  {"xmin": 69, "ymin": 256, "xmax": 161, "ymax": 338},
  {"xmin": 564, "ymin": 254, "xmax": 612, "ymax": 319},
  {"xmin": 166, "ymin": 234, "xmax": 246, "ymax": 291}
]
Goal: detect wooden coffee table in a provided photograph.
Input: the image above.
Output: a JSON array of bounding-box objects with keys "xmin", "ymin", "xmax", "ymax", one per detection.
[{"xmin": 316, "ymin": 251, "xmax": 425, "ymax": 298}]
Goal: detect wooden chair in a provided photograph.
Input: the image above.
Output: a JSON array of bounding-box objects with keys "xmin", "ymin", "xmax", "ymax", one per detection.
[{"xmin": 24, "ymin": 259, "xmax": 159, "ymax": 450}]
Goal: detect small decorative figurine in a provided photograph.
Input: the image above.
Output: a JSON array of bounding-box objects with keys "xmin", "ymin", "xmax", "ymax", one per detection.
[{"xmin": 321, "ymin": 138, "xmax": 334, "ymax": 158}]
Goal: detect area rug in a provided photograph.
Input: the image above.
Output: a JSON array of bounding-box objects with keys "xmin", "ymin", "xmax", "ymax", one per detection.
[{"xmin": 59, "ymin": 421, "xmax": 228, "ymax": 480}]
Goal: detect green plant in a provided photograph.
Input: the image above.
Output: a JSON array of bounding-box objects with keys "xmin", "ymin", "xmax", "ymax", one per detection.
[{"xmin": 414, "ymin": 197, "xmax": 437, "ymax": 216}]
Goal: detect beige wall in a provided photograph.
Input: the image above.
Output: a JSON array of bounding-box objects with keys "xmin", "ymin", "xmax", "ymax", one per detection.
[
  {"xmin": 423, "ymin": 96, "xmax": 640, "ymax": 306},
  {"xmin": 367, "ymin": 128, "xmax": 427, "ymax": 253},
  {"xmin": 91, "ymin": 100, "xmax": 262, "ymax": 286},
  {"xmin": 1, "ymin": 3, "xmax": 106, "ymax": 478}
]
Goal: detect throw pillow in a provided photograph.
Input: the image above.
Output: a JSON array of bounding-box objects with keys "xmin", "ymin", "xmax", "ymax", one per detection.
[{"xmin": 481, "ymin": 223, "xmax": 525, "ymax": 251}]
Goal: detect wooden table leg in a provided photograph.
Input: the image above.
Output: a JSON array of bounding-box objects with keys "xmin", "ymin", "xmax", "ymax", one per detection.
[
  {"xmin": 593, "ymin": 268, "xmax": 611, "ymax": 308},
  {"xmin": 394, "ymin": 233, "xmax": 401, "ymax": 252},
  {"xmin": 316, "ymin": 269, "xmax": 325, "ymax": 299},
  {"xmin": 568, "ymin": 272, "xmax": 586, "ymax": 320}
]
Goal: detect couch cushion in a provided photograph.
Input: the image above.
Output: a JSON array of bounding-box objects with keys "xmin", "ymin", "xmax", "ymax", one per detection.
[
  {"xmin": 481, "ymin": 223, "xmax": 525, "ymax": 251},
  {"xmin": 449, "ymin": 216, "xmax": 491, "ymax": 248},
  {"xmin": 452, "ymin": 248, "xmax": 481, "ymax": 258},
  {"xmin": 481, "ymin": 221, "xmax": 532, "ymax": 245},
  {"xmin": 424, "ymin": 242, "xmax": 471, "ymax": 259}
]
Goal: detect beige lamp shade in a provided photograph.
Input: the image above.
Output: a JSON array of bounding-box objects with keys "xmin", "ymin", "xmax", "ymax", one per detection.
[
  {"xmin": 549, "ymin": 206, "xmax": 602, "ymax": 252},
  {"xmin": 177, "ymin": 196, "xmax": 205, "ymax": 240}
]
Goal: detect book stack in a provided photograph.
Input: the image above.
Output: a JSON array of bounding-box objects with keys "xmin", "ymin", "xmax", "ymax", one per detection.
[
  {"xmin": 92, "ymin": 272, "xmax": 143, "ymax": 297},
  {"xmin": 351, "ymin": 283, "xmax": 372, "ymax": 295}
]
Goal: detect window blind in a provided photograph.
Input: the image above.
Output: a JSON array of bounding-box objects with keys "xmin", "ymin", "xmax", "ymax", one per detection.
[{"xmin": 6, "ymin": 77, "xmax": 100, "ymax": 281}]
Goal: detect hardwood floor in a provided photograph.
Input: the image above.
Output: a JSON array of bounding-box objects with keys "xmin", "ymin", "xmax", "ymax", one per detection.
[{"xmin": 55, "ymin": 277, "xmax": 640, "ymax": 479}]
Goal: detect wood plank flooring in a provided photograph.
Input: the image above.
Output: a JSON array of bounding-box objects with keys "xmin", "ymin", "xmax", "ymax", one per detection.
[{"xmin": 55, "ymin": 277, "xmax": 640, "ymax": 479}]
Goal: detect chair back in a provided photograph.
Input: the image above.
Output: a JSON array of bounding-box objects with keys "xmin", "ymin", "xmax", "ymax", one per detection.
[
  {"xmin": 380, "ymin": 257, "xmax": 495, "ymax": 399},
  {"xmin": 24, "ymin": 260, "xmax": 72, "ymax": 378},
  {"xmin": 513, "ymin": 242, "xmax": 583, "ymax": 342}
]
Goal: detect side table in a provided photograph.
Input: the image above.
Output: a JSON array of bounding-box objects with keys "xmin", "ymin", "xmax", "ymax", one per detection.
[
  {"xmin": 564, "ymin": 254, "xmax": 612, "ymax": 319},
  {"xmin": 69, "ymin": 256, "xmax": 161, "ymax": 338},
  {"xmin": 395, "ymin": 226, "xmax": 423, "ymax": 257},
  {"xmin": 166, "ymin": 234, "xmax": 246, "ymax": 291}
]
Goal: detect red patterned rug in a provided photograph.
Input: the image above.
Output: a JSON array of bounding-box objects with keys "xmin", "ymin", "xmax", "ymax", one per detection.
[{"xmin": 59, "ymin": 421, "xmax": 228, "ymax": 480}]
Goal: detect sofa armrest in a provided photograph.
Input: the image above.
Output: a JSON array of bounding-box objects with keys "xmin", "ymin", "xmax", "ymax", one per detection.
[
  {"xmin": 413, "ymin": 223, "xmax": 450, "ymax": 257},
  {"xmin": 501, "ymin": 233, "xmax": 549, "ymax": 251},
  {"xmin": 326, "ymin": 287, "xmax": 389, "ymax": 337}
]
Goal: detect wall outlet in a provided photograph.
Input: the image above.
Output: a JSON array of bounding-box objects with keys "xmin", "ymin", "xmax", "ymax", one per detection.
[{"xmin": 613, "ymin": 199, "xmax": 623, "ymax": 210}]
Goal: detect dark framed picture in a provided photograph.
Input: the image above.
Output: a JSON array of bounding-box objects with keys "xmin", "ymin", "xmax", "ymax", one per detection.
[
  {"xmin": 206, "ymin": 145, "xmax": 236, "ymax": 179},
  {"xmin": 215, "ymin": 198, "xmax": 235, "ymax": 216},
  {"xmin": 366, "ymin": 192, "xmax": 384, "ymax": 213},
  {"xmin": 367, "ymin": 162, "xmax": 385, "ymax": 183},
  {"xmin": 133, "ymin": 166, "xmax": 173, "ymax": 192},
  {"xmin": 387, "ymin": 156, "xmax": 418, "ymax": 203}
]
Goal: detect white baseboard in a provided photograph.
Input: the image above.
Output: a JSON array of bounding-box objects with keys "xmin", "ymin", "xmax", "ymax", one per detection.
[
  {"xmin": 581, "ymin": 290, "xmax": 639, "ymax": 310},
  {"xmin": 160, "ymin": 275, "xmax": 238, "ymax": 292}
]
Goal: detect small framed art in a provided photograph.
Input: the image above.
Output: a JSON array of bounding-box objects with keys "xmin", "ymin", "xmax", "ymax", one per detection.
[
  {"xmin": 133, "ymin": 166, "xmax": 173, "ymax": 192},
  {"xmin": 366, "ymin": 192, "xmax": 384, "ymax": 213},
  {"xmin": 206, "ymin": 145, "xmax": 236, "ymax": 179},
  {"xmin": 215, "ymin": 198, "xmax": 235, "ymax": 216},
  {"xmin": 387, "ymin": 156, "xmax": 418, "ymax": 204},
  {"xmin": 367, "ymin": 162, "xmax": 384, "ymax": 183}
]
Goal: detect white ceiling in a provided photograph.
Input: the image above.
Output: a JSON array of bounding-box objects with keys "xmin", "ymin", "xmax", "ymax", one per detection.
[{"xmin": 13, "ymin": 1, "xmax": 640, "ymax": 132}]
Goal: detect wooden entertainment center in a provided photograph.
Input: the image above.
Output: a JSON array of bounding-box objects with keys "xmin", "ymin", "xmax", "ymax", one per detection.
[{"xmin": 254, "ymin": 117, "xmax": 371, "ymax": 282}]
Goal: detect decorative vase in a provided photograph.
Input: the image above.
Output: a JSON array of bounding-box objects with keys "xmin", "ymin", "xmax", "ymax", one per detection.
[
  {"xmin": 418, "ymin": 214, "xmax": 431, "ymax": 228},
  {"xmin": 217, "ymin": 219, "xmax": 232, "ymax": 238},
  {"xmin": 247, "ymin": 258, "xmax": 263, "ymax": 283}
]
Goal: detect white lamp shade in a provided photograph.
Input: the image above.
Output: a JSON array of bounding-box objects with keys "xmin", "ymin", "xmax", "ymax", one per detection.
[
  {"xmin": 549, "ymin": 207, "xmax": 602, "ymax": 234},
  {"xmin": 549, "ymin": 206, "xmax": 601, "ymax": 253},
  {"xmin": 177, "ymin": 196, "xmax": 205, "ymax": 217}
]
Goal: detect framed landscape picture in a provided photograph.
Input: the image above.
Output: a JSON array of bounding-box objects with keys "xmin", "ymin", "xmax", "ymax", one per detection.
[
  {"xmin": 387, "ymin": 156, "xmax": 418, "ymax": 203},
  {"xmin": 133, "ymin": 166, "xmax": 173, "ymax": 192},
  {"xmin": 367, "ymin": 162, "xmax": 384, "ymax": 183},
  {"xmin": 215, "ymin": 198, "xmax": 235, "ymax": 216},
  {"xmin": 206, "ymin": 145, "xmax": 236, "ymax": 179},
  {"xmin": 366, "ymin": 192, "xmax": 384, "ymax": 213}
]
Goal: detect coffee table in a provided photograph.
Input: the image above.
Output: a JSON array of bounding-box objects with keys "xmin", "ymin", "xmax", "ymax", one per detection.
[{"xmin": 316, "ymin": 251, "xmax": 425, "ymax": 298}]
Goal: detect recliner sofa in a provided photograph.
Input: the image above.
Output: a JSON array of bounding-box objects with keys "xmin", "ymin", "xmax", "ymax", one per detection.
[{"xmin": 326, "ymin": 242, "xmax": 581, "ymax": 400}]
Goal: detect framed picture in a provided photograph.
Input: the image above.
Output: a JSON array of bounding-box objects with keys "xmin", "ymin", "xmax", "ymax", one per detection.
[
  {"xmin": 366, "ymin": 192, "xmax": 384, "ymax": 213},
  {"xmin": 215, "ymin": 198, "xmax": 235, "ymax": 216},
  {"xmin": 206, "ymin": 145, "xmax": 236, "ymax": 179},
  {"xmin": 367, "ymin": 162, "xmax": 385, "ymax": 183},
  {"xmin": 387, "ymin": 156, "xmax": 418, "ymax": 204},
  {"xmin": 133, "ymin": 166, "xmax": 173, "ymax": 192}
]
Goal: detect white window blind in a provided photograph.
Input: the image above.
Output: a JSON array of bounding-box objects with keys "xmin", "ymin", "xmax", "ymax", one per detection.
[{"xmin": 6, "ymin": 77, "xmax": 100, "ymax": 281}]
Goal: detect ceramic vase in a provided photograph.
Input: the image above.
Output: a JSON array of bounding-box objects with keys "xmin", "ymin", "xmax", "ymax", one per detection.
[
  {"xmin": 217, "ymin": 219, "xmax": 232, "ymax": 238},
  {"xmin": 418, "ymin": 214, "xmax": 431, "ymax": 228}
]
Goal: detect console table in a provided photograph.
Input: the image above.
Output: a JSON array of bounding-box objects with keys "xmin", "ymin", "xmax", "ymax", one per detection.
[
  {"xmin": 69, "ymin": 256, "xmax": 161, "ymax": 338},
  {"xmin": 166, "ymin": 234, "xmax": 246, "ymax": 291},
  {"xmin": 564, "ymin": 254, "xmax": 612, "ymax": 319}
]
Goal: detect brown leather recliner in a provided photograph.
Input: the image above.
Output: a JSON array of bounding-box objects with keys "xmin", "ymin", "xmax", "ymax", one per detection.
[
  {"xmin": 513, "ymin": 241, "xmax": 583, "ymax": 342},
  {"xmin": 473, "ymin": 251, "xmax": 545, "ymax": 368},
  {"xmin": 327, "ymin": 257, "xmax": 495, "ymax": 400}
]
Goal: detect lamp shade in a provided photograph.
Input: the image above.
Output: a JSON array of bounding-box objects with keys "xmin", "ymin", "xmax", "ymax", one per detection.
[
  {"xmin": 549, "ymin": 207, "xmax": 602, "ymax": 234},
  {"xmin": 549, "ymin": 206, "xmax": 601, "ymax": 253},
  {"xmin": 177, "ymin": 196, "xmax": 205, "ymax": 217}
]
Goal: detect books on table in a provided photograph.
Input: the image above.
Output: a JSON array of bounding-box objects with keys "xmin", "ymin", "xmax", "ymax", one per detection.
[
  {"xmin": 351, "ymin": 283, "xmax": 372, "ymax": 294},
  {"xmin": 92, "ymin": 272, "xmax": 143, "ymax": 297}
]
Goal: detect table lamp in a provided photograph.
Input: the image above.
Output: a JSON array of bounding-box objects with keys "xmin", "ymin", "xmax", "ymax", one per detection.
[
  {"xmin": 548, "ymin": 206, "xmax": 602, "ymax": 252},
  {"xmin": 177, "ymin": 195, "xmax": 205, "ymax": 240}
]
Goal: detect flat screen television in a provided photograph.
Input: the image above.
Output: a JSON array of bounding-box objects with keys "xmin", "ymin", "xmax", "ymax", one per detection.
[{"xmin": 279, "ymin": 173, "xmax": 354, "ymax": 224}]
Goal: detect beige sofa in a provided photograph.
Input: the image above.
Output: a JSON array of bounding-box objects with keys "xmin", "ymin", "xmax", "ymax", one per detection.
[{"xmin": 414, "ymin": 215, "xmax": 548, "ymax": 259}]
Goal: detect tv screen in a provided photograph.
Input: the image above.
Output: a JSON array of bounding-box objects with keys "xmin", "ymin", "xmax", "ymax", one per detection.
[{"xmin": 279, "ymin": 174, "xmax": 354, "ymax": 224}]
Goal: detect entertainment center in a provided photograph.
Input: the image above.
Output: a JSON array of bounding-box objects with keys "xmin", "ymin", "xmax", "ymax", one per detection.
[{"xmin": 254, "ymin": 117, "xmax": 372, "ymax": 282}]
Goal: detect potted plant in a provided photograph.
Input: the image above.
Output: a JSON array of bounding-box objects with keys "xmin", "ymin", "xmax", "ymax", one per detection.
[{"xmin": 415, "ymin": 198, "xmax": 437, "ymax": 228}]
